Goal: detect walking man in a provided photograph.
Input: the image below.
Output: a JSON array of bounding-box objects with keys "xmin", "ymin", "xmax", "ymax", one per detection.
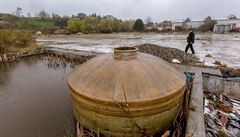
[{"xmin": 185, "ymin": 28, "xmax": 195, "ymax": 54}]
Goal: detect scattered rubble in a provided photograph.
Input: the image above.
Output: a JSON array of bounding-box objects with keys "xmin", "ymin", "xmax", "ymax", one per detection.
[
  {"xmin": 204, "ymin": 91, "xmax": 240, "ymax": 137},
  {"xmin": 220, "ymin": 67, "xmax": 240, "ymax": 78},
  {"xmin": 135, "ymin": 44, "xmax": 201, "ymax": 65}
]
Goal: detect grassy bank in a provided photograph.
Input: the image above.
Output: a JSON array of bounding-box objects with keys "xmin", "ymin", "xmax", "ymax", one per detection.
[
  {"xmin": 0, "ymin": 13, "xmax": 56, "ymax": 30},
  {"xmin": 0, "ymin": 29, "xmax": 39, "ymax": 54}
]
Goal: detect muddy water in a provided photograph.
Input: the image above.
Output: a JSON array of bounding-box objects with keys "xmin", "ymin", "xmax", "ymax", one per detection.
[
  {"xmin": 37, "ymin": 33, "xmax": 240, "ymax": 68},
  {"xmin": 0, "ymin": 56, "xmax": 75, "ymax": 137}
]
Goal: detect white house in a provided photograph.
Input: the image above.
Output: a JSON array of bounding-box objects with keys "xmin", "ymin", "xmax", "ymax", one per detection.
[
  {"xmin": 213, "ymin": 18, "xmax": 240, "ymax": 33},
  {"xmin": 171, "ymin": 19, "xmax": 203, "ymax": 30},
  {"xmin": 172, "ymin": 17, "xmax": 240, "ymax": 32}
]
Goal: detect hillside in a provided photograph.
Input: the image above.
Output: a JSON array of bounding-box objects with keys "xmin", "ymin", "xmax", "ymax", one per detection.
[{"xmin": 0, "ymin": 13, "xmax": 56, "ymax": 30}]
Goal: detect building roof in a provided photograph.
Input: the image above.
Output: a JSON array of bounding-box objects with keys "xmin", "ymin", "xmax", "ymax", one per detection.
[{"xmin": 172, "ymin": 17, "xmax": 240, "ymax": 23}]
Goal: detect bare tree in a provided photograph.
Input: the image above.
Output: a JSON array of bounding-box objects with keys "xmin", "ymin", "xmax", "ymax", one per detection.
[
  {"xmin": 204, "ymin": 16, "xmax": 212, "ymax": 21},
  {"xmin": 145, "ymin": 16, "xmax": 152, "ymax": 24},
  {"xmin": 38, "ymin": 9, "xmax": 50, "ymax": 19},
  {"xmin": 52, "ymin": 13, "xmax": 60, "ymax": 20},
  {"xmin": 27, "ymin": 12, "xmax": 31, "ymax": 17},
  {"xmin": 15, "ymin": 7, "xmax": 23, "ymax": 17}
]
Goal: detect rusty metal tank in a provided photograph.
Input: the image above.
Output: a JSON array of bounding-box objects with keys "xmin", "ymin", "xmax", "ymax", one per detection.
[{"xmin": 68, "ymin": 47, "xmax": 186, "ymax": 136}]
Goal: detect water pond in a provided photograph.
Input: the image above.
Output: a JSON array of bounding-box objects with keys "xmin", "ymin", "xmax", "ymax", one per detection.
[{"xmin": 0, "ymin": 55, "xmax": 76, "ymax": 137}]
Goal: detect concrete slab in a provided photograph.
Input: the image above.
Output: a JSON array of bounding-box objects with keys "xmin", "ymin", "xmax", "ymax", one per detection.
[
  {"xmin": 170, "ymin": 64, "xmax": 221, "ymax": 137},
  {"xmin": 186, "ymin": 72, "xmax": 206, "ymax": 137}
]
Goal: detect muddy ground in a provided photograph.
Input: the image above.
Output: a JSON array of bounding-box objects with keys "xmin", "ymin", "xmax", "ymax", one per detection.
[{"xmin": 37, "ymin": 33, "xmax": 240, "ymax": 68}]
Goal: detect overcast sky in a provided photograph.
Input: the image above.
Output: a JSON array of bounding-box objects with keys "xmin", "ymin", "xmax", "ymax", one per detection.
[{"xmin": 0, "ymin": 0, "xmax": 240, "ymax": 22}]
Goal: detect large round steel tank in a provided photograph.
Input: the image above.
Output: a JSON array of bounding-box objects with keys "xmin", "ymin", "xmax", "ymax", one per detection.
[{"xmin": 68, "ymin": 47, "xmax": 186, "ymax": 136}]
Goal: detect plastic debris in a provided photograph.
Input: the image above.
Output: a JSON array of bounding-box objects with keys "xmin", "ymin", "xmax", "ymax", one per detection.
[
  {"xmin": 204, "ymin": 91, "xmax": 240, "ymax": 137},
  {"xmin": 172, "ymin": 59, "xmax": 181, "ymax": 63}
]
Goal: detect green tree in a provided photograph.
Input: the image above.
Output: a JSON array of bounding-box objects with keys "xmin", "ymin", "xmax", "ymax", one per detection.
[
  {"xmin": 67, "ymin": 18, "xmax": 84, "ymax": 33},
  {"xmin": 120, "ymin": 20, "xmax": 134, "ymax": 32},
  {"xmin": 77, "ymin": 13, "xmax": 86, "ymax": 20},
  {"xmin": 54, "ymin": 16, "xmax": 69, "ymax": 28},
  {"xmin": 83, "ymin": 16, "xmax": 98, "ymax": 33},
  {"xmin": 133, "ymin": 19, "xmax": 144, "ymax": 32},
  {"xmin": 98, "ymin": 19, "xmax": 114, "ymax": 33},
  {"xmin": 112, "ymin": 20, "xmax": 121, "ymax": 32}
]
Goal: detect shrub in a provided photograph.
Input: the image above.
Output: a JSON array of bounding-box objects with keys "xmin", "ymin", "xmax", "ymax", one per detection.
[
  {"xmin": 14, "ymin": 30, "xmax": 35, "ymax": 47},
  {"xmin": 83, "ymin": 16, "xmax": 98, "ymax": 33},
  {"xmin": 133, "ymin": 19, "xmax": 144, "ymax": 32},
  {"xmin": 112, "ymin": 20, "xmax": 121, "ymax": 32},
  {"xmin": 54, "ymin": 17, "xmax": 69, "ymax": 28},
  {"xmin": 98, "ymin": 19, "xmax": 114, "ymax": 33},
  {"xmin": 0, "ymin": 29, "xmax": 36, "ymax": 52},
  {"xmin": 67, "ymin": 18, "xmax": 84, "ymax": 33},
  {"xmin": 0, "ymin": 45, "xmax": 7, "ymax": 53},
  {"xmin": 0, "ymin": 29, "xmax": 15, "ymax": 47}
]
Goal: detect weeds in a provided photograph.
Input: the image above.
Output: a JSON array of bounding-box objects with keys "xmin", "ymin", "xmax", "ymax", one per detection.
[{"xmin": 0, "ymin": 29, "xmax": 36, "ymax": 53}]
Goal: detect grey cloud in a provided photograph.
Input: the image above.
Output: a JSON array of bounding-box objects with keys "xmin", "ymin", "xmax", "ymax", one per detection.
[{"xmin": 1, "ymin": 0, "xmax": 239, "ymax": 21}]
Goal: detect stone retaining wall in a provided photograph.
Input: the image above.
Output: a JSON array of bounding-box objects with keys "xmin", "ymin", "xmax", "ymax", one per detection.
[{"xmin": 0, "ymin": 48, "xmax": 97, "ymax": 64}]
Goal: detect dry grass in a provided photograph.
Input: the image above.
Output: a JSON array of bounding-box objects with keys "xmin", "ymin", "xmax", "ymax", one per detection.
[
  {"xmin": 6, "ymin": 44, "xmax": 40, "ymax": 53},
  {"xmin": 214, "ymin": 60, "xmax": 227, "ymax": 68}
]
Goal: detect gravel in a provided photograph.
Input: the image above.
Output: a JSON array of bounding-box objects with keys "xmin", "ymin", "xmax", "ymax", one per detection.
[{"xmin": 135, "ymin": 43, "xmax": 201, "ymax": 65}]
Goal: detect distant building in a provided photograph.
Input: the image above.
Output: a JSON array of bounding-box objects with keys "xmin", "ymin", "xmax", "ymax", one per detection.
[
  {"xmin": 145, "ymin": 22, "xmax": 155, "ymax": 30},
  {"xmin": 172, "ymin": 17, "xmax": 240, "ymax": 32},
  {"xmin": 157, "ymin": 21, "xmax": 172, "ymax": 31},
  {"xmin": 172, "ymin": 19, "xmax": 204, "ymax": 30},
  {"xmin": 104, "ymin": 15, "xmax": 115, "ymax": 20},
  {"xmin": 213, "ymin": 18, "xmax": 240, "ymax": 33}
]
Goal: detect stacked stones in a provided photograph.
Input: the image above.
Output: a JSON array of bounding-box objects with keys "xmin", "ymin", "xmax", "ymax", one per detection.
[
  {"xmin": 41, "ymin": 54, "xmax": 95, "ymax": 69},
  {"xmin": 135, "ymin": 44, "xmax": 200, "ymax": 65}
]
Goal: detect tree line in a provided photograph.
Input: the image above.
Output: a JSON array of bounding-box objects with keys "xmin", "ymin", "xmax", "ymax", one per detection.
[
  {"xmin": 9, "ymin": 7, "xmax": 145, "ymax": 33},
  {"xmin": 67, "ymin": 17, "xmax": 145, "ymax": 33}
]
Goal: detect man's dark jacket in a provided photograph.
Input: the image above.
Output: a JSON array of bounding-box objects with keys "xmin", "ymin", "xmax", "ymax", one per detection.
[{"xmin": 187, "ymin": 32, "xmax": 195, "ymax": 43}]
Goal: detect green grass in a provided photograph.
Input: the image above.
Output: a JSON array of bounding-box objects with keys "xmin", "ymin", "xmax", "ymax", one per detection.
[
  {"xmin": 15, "ymin": 17, "xmax": 55, "ymax": 29},
  {"xmin": 0, "ymin": 13, "xmax": 56, "ymax": 30}
]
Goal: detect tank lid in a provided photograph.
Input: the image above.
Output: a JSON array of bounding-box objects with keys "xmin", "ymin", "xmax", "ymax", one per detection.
[
  {"xmin": 114, "ymin": 47, "xmax": 137, "ymax": 60},
  {"xmin": 68, "ymin": 49, "xmax": 186, "ymax": 104}
]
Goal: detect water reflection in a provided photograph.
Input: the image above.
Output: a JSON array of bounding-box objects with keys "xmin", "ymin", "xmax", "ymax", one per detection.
[{"xmin": 0, "ymin": 55, "xmax": 80, "ymax": 137}]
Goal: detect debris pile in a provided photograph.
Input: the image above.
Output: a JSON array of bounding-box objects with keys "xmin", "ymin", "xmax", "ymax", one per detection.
[
  {"xmin": 204, "ymin": 91, "xmax": 240, "ymax": 137},
  {"xmin": 135, "ymin": 44, "xmax": 200, "ymax": 65},
  {"xmin": 220, "ymin": 67, "xmax": 240, "ymax": 78}
]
